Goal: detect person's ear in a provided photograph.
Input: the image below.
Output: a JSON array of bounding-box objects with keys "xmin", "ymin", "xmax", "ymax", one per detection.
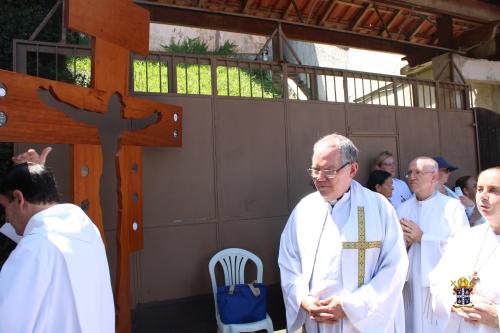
[
  {"xmin": 375, "ymin": 184, "xmax": 382, "ymax": 193},
  {"xmin": 12, "ymin": 190, "xmax": 25, "ymax": 207},
  {"xmin": 349, "ymin": 162, "xmax": 359, "ymax": 178}
]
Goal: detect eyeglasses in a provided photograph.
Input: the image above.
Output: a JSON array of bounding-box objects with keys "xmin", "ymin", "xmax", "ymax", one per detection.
[
  {"xmin": 381, "ymin": 162, "xmax": 396, "ymax": 167},
  {"xmin": 307, "ymin": 162, "xmax": 350, "ymax": 179},
  {"xmin": 405, "ymin": 170, "xmax": 434, "ymax": 178}
]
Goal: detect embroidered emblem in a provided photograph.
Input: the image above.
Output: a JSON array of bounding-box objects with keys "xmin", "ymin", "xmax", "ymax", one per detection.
[
  {"xmin": 451, "ymin": 276, "xmax": 477, "ymax": 307},
  {"xmin": 342, "ymin": 207, "xmax": 382, "ymax": 288}
]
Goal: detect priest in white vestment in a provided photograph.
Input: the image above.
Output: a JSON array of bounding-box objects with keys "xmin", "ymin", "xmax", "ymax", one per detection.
[
  {"xmin": 279, "ymin": 134, "xmax": 408, "ymax": 333},
  {"xmin": 430, "ymin": 166, "xmax": 500, "ymax": 333},
  {"xmin": 397, "ymin": 157, "xmax": 469, "ymax": 333},
  {"xmin": 0, "ymin": 162, "xmax": 115, "ymax": 333}
]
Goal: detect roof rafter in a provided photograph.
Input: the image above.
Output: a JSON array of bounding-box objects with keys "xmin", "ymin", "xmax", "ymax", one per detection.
[
  {"xmin": 350, "ymin": 2, "xmax": 373, "ymax": 31},
  {"xmin": 317, "ymin": 0, "xmax": 337, "ymax": 26},
  {"xmin": 240, "ymin": 0, "xmax": 252, "ymax": 13},
  {"xmin": 408, "ymin": 17, "xmax": 426, "ymax": 41}
]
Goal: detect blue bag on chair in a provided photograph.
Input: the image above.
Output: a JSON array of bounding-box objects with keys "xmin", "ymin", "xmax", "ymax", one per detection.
[{"xmin": 216, "ymin": 282, "xmax": 267, "ymax": 324}]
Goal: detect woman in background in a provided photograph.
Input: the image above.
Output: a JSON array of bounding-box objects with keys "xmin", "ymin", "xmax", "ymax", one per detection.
[{"xmin": 367, "ymin": 170, "xmax": 393, "ymax": 200}]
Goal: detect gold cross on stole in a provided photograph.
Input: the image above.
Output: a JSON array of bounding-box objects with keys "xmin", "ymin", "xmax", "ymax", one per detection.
[{"xmin": 342, "ymin": 207, "xmax": 382, "ymax": 288}]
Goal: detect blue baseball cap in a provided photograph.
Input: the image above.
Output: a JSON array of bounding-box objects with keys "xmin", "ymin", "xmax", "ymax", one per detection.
[{"xmin": 433, "ymin": 156, "xmax": 458, "ymax": 172}]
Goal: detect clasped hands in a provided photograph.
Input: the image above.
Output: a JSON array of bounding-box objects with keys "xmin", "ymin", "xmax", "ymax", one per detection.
[
  {"xmin": 452, "ymin": 295, "xmax": 499, "ymax": 329},
  {"xmin": 400, "ymin": 218, "xmax": 422, "ymax": 247},
  {"xmin": 301, "ymin": 295, "xmax": 346, "ymax": 323}
]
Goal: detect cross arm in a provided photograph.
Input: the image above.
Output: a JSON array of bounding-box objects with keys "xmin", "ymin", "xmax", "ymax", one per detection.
[
  {"xmin": 0, "ymin": 70, "xmax": 100, "ymax": 144},
  {"xmin": 120, "ymin": 95, "xmax": 182, "ymax": 147}
]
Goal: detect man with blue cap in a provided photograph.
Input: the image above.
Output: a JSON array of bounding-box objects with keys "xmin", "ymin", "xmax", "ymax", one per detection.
[{"xmin": 434, "ymin": 156, "xmax": 475, "ymax": 218}]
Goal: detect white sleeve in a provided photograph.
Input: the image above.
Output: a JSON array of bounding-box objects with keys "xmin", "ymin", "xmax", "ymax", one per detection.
[{"xmin": 278, "ymin": 212, "xmax": 309, "ymax": 333}]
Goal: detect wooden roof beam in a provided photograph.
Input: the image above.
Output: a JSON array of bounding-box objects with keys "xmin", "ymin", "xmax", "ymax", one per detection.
[
  {"xmin": 317, "ymin": 0, "xmax": 337, "ymax": 26},
  {"xmin": 140, "ymin": 2, "xmax": 466, "ymax": 66},
  {"xmin": 436, "ymin": 15, "xmax": 455, "ymax": 49},
  {"xmin": 240, "ymin": 0, "xmax": 252, "ymax": 13},
  {"xmin": 350, "ymin": 2, "xmax": 372, "ymax": 31},
  {"xmin": 281, "ymin": 0, "xmax": 293, "ymax": 20},
  {"xmin": 372, "ymin": 0, "xmax": 500, "ymax": 24},
  {"xmin": 290, "ymin": 0, "xmax": 304, "ymax": 23},
  {"xmin": 373, "ymin": 5, "xmax": 391, "ymax": 38},
  {"xmin": 408, "ymin": 17, "xmax": 426, "ymax": 41},
  {"xmin": 380, "ymin": 9, "xmax": 400, "ymax": 37}
]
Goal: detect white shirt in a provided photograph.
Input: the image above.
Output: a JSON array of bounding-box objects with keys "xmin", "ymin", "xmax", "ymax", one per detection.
[
  {"xmin": 430, "ymin": 224, "xmax": 500, "ymax": 333},
  {"xmin": 279, "ymin": 181, "xmax": 408, "ymax": 333},
  {"xmin": 397, "ymin": 192, "xmax": 469, "ymax": 333},
  {"xmin": 0, "ymin": 204, "xmax": 115, "ymax": 333},
  {"xmin": 390, "ymin": 178, "xmax": 412, "ymax": 208}
]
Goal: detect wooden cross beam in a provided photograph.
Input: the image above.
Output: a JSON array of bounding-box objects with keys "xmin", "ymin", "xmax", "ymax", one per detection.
[
  {"xmin": 0, "ymin": 0, "xmax": 183, "ymax": 332},
  {"xmin": 342, "ymin": 207, "xmax": 381, "ymax": 288}
]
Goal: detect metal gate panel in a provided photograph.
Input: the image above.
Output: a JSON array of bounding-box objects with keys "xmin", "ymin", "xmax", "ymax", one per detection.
[
  {"xmin": 348, "ymin": 104, "xmax": 397, "ymax": 135},
  {"xmin": 351, "ymin": 136, "xmax": 399, "ymax": 184},
  {"xmin": 142, "ymin": 96, "xmax": 216, "ymax": 226},
  {"xmin": 396, "ymin": 109, "xmax": 441, "ymax": 171},
  {"xmin": 214, "ymin": 98, "xmax": 288, "ymax": 220},
  {"xmin": 138, "ymin": 223, "xmax": 217, "ymax": 302},
  {"xmin": 438, "ymin": 110, "xmax": 478, "ymax": 183},
  {"xmin": 286, "ymin": 101, "xmax": 346, "ymax": 207}
]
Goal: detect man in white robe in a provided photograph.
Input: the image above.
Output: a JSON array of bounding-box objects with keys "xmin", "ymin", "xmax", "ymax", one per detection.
[
  {"xmin": 0, "ymin": 162, "xmax": 115, "ymax": 333},
  {"xmin": 430, "ymin": 166, "xmax": 500, "ymax": 333},
  {"xmin": 279, "ymin": 134, "xmax": 408, "ymax": 333},
  {"xmin": 397, "ymin": 157, "xmax": 469, "ymax": 333}
]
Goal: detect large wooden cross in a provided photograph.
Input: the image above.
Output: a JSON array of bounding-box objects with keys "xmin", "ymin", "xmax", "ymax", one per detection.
[{"xmin": 0, "ymin": 0, "xmax": 182, "ymax": 332}]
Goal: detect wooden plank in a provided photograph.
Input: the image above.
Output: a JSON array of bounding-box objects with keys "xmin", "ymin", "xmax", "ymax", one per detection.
[
  {"xmin": 408, "ymin": 17, "xmax": 426, "ymax": 41},
  {"xmin": 121, "ymin": 95, "xmax": 183, "ymax": 147},
  {"xmin": 92, "ymin": 38, "xmax": 130, "ymax": 95},
  {"xmin": 115, "ymin": 145, "xmax": 142, "ymax": 333},
  {"xmin": 317, "ymin": 0, "xmax": 337, "ymax": 26},
  {"xmin": 118, "ymin": 145, "xmax": 143, "ymax": 252},
  {"xmin": 0, "ymin": 70, "xmax": 100, "ymax": 144},
  {"xmin": 350, "ymin": 3, "xmax": 373, "ymax": 31},
  {"xmin": 241, "ymin": 0, "xmax": 253, "ymax": 13},
  {"xmin": 66, "ymin": 0, "xmax": 149, "ymax": 55},
  {"xmin": 380, "ymin": 9, "xmax": 401, "ymax": 36},
  {"xmin": 71, "ymin": 144, "xmax": 104, "ymax": 239}
]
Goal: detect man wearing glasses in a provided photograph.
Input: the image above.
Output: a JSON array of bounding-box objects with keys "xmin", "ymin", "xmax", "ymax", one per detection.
[
  {"xmin": 278, "ymin": 134, "xmax": 408, "ymax": 333},
  {"xmin": 397, "ymin": 157, "xmax": 469, "ymax": 333}
]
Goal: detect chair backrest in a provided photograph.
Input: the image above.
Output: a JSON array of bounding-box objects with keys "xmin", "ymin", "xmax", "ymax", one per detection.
[{"xmin": 208, "ymin": 248, "xmax": 264, "ymax": 318}]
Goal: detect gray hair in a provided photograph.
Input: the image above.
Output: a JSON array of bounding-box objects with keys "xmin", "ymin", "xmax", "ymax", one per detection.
[{"xmin": 313, "ymin": 133, "xmax": 358, "ymax": 164}]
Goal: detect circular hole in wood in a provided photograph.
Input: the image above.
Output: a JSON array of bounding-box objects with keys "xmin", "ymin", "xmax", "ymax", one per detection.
[
  {"xmin": 132, "ymin": 221, "xmax": 139, "ymax": 231},
  {"xmin": 81, "ymin": 199, "xmax": 90, "ymax": 211},
  {"xmin": 0, "ymin": 86, "xmax": 6, "ymax": 97},
  {"xmin": 80, "ymin": 165, "xmax": 89, "ymax": 177},
  {"xmin": 132, "ymin": 192, "xmax": 139, "ymax": 203},
  {"xmin": 173, "ymin": 129, "xmax": 178, "ymax": 139},
  {"xmin": 0, "ymin": 112, "xmax": 7, "ymax": 127},
  {"xmin": 173, "ymin": 113, "xmax": 179, "ymax": 122},
  {"xmin": 131, "ymin": 163, "xmax": 138, "ymax": 174}
]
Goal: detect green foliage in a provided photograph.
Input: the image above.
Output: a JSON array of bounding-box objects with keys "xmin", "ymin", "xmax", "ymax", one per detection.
[
  {"xmin": 162, "ymin": 37, "xmax": 238, "ymax": 55},
  {"xmin": 176, "ymin": 64, "xmax": 212, "ymax": 94},
  {"xmin": 137, "ymin": 37, "xmax": 281, "ymax": 97},
  {"xmin": 162, "ymin": 37, "xmax": 209, "ymax": 55}
]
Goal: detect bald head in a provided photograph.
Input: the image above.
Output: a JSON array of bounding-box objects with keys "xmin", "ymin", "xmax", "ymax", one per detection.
[
  {"xmin": 476, "ymin": 166, "xmax": 500, "ymax": 233},
  {"xmin": 406, "ymin": 157, "xmax": 438, "ymax": 200}
]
